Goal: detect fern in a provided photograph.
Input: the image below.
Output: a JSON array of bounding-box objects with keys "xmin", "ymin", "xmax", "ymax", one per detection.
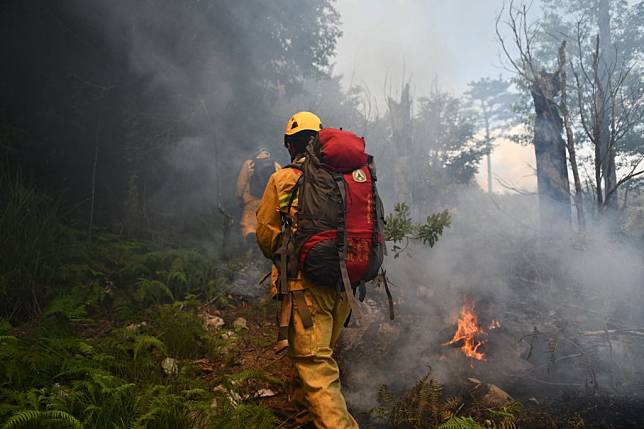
[
  {"xmin": 132, "ymin": 335, "xmax": 167, "ymax": 360},
  {"xmin": 223, "ymin": 368, "xmax": 281, "ymax": 386},
  {"xmin": 213, "ymin": 402, "xmax": 277, "ymax": 429},
  {"xmin": 441, "ymin": 396, "xmax": 464, "ymax": 422},
  {"xmin": 374, "ymin": 369, "xmax": 447, "ymax": 428},
  {"xmin": 135, "ymin": 278, "xmax": 174, "ymax": 305},
  {"xmin": 167, "ymin": 257, "xmax": 188, "ymax": 289},
  {"xmin": 0, "ymin": 335, "xmax": 17, "ymax": 343},
  {"xmin": 2, "ymin": 410, "xmax": 82, "ymax": 429},
  {"xmin": 486, "ymin": 402, "xmax": 522, "ymax": 429},
  {"xmin": 436, "ymin": 416, "xmax": 487, "ymax": 429}
]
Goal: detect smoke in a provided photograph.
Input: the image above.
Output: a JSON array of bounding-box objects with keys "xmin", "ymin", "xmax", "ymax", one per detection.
[
  {"xmin": 58, "ymin": 0, "xmax": 328, "ymax": 234},
  {"xmin": 341, "ymin": 186, "xmax": 644, "ymax": 411},
  {"xmin": 42, "ymin": 0, "xmax": 644, "ymax": 412}
]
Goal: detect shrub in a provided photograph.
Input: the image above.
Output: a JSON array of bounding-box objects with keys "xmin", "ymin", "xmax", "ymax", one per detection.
[{"xmin": 0, "ymin": 170, "xmax": 64, "ymax": 321}]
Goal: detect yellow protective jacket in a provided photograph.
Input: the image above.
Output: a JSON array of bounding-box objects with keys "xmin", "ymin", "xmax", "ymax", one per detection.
[{"xmin": 256, "ymin": 161, "xmax": 309, "ymax": 297}]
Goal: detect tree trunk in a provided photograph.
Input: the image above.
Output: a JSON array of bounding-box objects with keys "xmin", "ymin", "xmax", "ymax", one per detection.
[
  {"xmin": 558, "ymin": 42, "xmax": 585, "ymax": 231},
  {"xmin": 598, "ymin": 0, "xmax": 618, "ymax": 210},
  {"xmin": 124, "ymin": 136, "xmax": 144, "ymax": 237},
  {"xmin": 387, "ymin": 83, "xmax": 413, "ymax": 206},
  {"xmin": 88, "ymin": 118, "xmax": 100, "ymax": 241},
  {"xmin": 482, "ymin": 104, "xmax": 493, "ymax": 193},
  {"xmin": 531, "ymin": 71, "xmax": 571, "ymax": 229},
  {"xmin": 124, "ymin": 164, "xmax": 143, "ymax": 237}
]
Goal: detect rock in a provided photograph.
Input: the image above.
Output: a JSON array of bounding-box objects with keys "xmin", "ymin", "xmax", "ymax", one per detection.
[
  {"xmin": 221, "ymin": 330, "xmax": 237, "ymax": 341},
  {"xmin": 469, "ymin": 378, "xmax": 513, "ymax": 407},
  {"xmin": 204, "ymin": 315, "xmax": 225, "ymax": 330},
  {"xmin": 378, "ymin": 322, "xmax": 400, "ymax": 337},
  {"xmin": 254, "ymin": 388, "xmax": 276, "ymax": 398},
  {"xmin": 233, "ymin": 317, "xmax": 248, "ymax": 330},
  {"xmin": 480, "ymin": 383, "xmax": 514, "ymax": 407},
  {"xmin": 161, "ymin": 357, "xmax": 178, "ymax": 376},
  {"xmin": 125, "ymin": 321, "xmax": 147, "ymax": 333}
]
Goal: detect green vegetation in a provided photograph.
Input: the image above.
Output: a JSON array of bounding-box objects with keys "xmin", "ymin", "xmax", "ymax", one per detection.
[
  {"xmin": 0, "ymin": 176, "xmax": 279, "ymax": 428},
  {"xmin": 384, "ymin": 203, "xmax": 452, "ymax": 258}
]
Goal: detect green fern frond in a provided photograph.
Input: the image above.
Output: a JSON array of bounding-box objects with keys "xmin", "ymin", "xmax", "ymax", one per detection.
[
  {"xmin": 436, "ymin": 416, "xmax": 487, "ymax": 429},
  {"xmin": 167, "ymin": 257, "xmax": 188, "ymax": 287},
  {"xmin": 135, "ymin": 278, "xmax": 174, "ymax": 304},
  {"xmin": 224, "ymin": 368, "xmax": 280, "ymax": 386},
  {"xmin": 181, "ymin": 388, "xmax": 208, "ymax": 400},
  {"xmin": 3, "ymin": 410, "xmax": 82, "ymax": 429},
  {"xmin": 213, "ymin": 402, "xmax": 276, "ymax": 429},
  {"xmin": 133, "ymin": 335, "xmax": 167, "ymax": 359},
  {"xmin": 486, "ymin": 401, "xmax": 522, "ymax": 429}
]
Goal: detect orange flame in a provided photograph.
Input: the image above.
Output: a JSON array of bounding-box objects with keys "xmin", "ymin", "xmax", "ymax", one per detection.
[{"xmin": 445, "ymin": 300, "xmax": 486, "ymax": 361}]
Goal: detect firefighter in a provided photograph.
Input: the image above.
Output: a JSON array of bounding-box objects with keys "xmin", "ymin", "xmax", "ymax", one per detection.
[
  {"xmin": 256, "ymin": 112, "xmax": 358, "ymax": 429},
  {"xmin": 236, "ymin": 146, "xmax": 280, "ymax": 244}
]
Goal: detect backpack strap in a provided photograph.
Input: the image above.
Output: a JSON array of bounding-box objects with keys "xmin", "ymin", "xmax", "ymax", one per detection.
[
  {"xmin": 274, "ymin": 166, "xmax": 312, "ymax": 351},
  {"xmin": 275, "ymin": 292, "xmax": 291, "ymax": 353},
  {"xmin": 354, "ymin": 280, "xmax": 366, "ymax": 302},
  {"xmin": 381, "ymin": 269, "xmax": 395, "ymax": 320},
  {"xmin": 368, "ymin": 155, "xmax": 387, "ymax": 255},
  {"xmin": 334, "ymin": 175, "xmax": 363, "ymax": 319}
]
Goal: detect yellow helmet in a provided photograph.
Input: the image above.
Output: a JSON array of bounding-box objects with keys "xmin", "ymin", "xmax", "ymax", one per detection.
[{"xmin": 284, "ymin": 111, "xmax": 322, "ymax": 136}]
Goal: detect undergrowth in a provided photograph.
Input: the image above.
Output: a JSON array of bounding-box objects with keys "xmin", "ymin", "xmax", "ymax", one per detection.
[
  {"xmin": 374, "ymin": 369, "xmax": 522, "ymax": 429},
  {"xmin": 1, "ymin": 289, "xmax": 280, "ymax": 428},
  {"xmin": 0, "ymin": 176, "xmax": 279, "ymax": 427}
]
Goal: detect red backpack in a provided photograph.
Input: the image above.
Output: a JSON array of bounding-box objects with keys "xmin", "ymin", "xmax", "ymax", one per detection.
[{"xmin": 280, "ymin": 128, "xmax": 389, "ymax": 319}]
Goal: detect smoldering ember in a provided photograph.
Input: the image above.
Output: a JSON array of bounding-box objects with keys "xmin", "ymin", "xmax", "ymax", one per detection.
[{"xmin": 1, "ymin": 1, "xmax": 644, "ymax": 428}]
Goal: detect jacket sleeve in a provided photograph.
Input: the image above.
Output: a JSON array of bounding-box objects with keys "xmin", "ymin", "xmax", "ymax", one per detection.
[
  {"xmin": 236, "ymin": 160, "xmax": 252, "ymax": 201},
  {"xmin": 255, "ymin": 174, "xmax": 281, "ymax": 259}
]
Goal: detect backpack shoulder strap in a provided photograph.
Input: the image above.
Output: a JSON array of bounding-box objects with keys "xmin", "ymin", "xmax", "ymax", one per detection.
[{"xmin": 334, "ymin": 174, "xmax": 363, "ymax": 320}]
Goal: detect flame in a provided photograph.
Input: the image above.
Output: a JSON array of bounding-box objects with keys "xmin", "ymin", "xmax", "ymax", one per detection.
[{"xmin": 445, "ymin": 300, "xmax": 486, "ymax": 361}]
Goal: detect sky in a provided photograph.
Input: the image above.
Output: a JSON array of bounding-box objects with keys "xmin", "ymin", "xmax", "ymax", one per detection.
[
  {"xmin": 334, "ymin": 0, "xmax": 512, "ymax": 97},
  {"xmin": 333, "ymin": 0, "xmax": 538, "ymax": 193}
]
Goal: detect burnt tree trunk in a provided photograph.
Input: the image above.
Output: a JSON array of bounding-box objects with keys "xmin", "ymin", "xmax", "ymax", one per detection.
[
  {"xmin": 387, "ymin": 83, "xmax": 413, "ymax": 206},
  {"xmin": 531, "ymin": 71, "xmax": 571, "ymax": 229}
]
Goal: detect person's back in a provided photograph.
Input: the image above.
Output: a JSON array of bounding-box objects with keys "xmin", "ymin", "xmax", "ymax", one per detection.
[{"xmin": 256, "ymin": 112, "xmax": 359, "ymax": 429}]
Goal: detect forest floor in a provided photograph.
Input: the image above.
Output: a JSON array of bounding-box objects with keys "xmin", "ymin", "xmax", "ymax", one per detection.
[
  {"xmin": 3, "ymin": 231, "xmax": 644, "ymax": 428},
  {"xmin": 192, "ymin": 278, "xmax": 644, "ymax": 429}
]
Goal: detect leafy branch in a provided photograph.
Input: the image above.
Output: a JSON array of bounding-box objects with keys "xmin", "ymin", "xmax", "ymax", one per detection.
[{"xmin": 384, "ymin": 203, "xmax": 451, "ymax": 258}]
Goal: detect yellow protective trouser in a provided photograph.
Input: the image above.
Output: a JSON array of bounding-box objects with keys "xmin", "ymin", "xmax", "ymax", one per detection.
[{"xmin": 288, "ymin": 286, "xmax": 359, "ymax": 429}]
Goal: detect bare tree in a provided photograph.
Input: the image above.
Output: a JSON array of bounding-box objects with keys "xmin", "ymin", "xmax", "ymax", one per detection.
[
  {"xmin": 496, "ymin": 1, "xmax": 572, "ymax": 229},
  {"xmin": 558, "ymin": 41, "xmax": 586, "ymax": 230},
  {"xmin": 570, "ymin": 21, "xmax": 644, "ymax": 214}
]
